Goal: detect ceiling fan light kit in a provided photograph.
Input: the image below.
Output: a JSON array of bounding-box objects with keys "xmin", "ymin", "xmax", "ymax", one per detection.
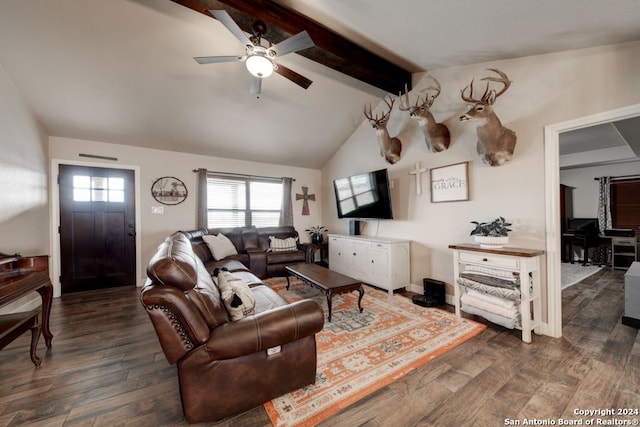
[{"xmin": 245, "ymin": 50, "xmax": 274, "ymax": 78}]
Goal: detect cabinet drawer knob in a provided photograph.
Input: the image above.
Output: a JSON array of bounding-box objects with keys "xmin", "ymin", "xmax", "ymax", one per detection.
[
  {"xmin": 482, "ymin": 258, "xmax": 488, "ymax": 262},
  {"xmin": 353, "ymin": 252, "xmax": 357, "ymax": 256}
]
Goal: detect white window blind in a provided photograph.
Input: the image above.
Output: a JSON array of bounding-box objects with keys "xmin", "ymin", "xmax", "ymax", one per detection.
[{"xmin": 206, "ymin": 174, "xmax": 283, "ymax": 228}]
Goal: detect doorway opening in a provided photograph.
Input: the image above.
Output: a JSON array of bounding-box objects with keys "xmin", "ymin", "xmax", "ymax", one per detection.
[{"xmin": 544, "ymin": 103, "xmax": 640, "ymax": 338}]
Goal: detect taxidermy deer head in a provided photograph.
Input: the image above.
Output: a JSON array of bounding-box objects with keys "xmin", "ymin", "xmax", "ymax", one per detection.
[
  {"xmin": 459, "ymin": 68, "xmax": 516, "ymax": 166},
  {"xmin": 399, "ymin": 76, "xmax": 450, "ymax": 153},
  {"xmin": 364, "ymin": 96, "xmax": 402, "ymax": 164}
]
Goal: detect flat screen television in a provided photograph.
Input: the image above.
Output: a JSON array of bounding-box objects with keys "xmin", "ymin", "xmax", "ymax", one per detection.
[{"xmin": 333, "ymin": 168, "xmax": 393, "ymax": 219}]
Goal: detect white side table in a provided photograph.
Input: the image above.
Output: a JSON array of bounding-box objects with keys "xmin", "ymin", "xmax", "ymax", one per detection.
[{"xmin": 449, "ymin": 243, "xmax": 544, "ymax": 343}]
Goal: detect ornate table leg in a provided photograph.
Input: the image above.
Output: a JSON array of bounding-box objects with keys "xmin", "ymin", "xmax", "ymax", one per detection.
[
  {"xmin": 286, "ymin": 273, "xmax": 291, "ymax": 290},
  {"xmin": 357, "ymin": 285, "xmax": 364, "ymax": 313},
  {"xmin": 29, "ymin": 317, "xmax": 42, "ymax": 367},
  {"xmin": 36, "ymin": 283, "xmax": 53, "ymax": 348},
  {"xmin": 326, "ymin": 290, "xmax": 333, "ymax": 322}
]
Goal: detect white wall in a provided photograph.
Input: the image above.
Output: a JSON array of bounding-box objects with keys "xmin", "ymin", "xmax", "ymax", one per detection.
[
  {"xmin": 322, "ymin": 41, "xmax": 640, "ymax": 329},
  {"xmin": 49, "ymin": 137, "xmax": 322, "ymax": 291},
  {"xmin": 0, "ymin": 66, "xmax": 49, "ymax": 254},
  {"xmin": 0, "ymin": 64, "xmax": 49, "ymax": 313},
  {"xmin": 560, "ymin": 161, "xmax": 640, "ymax": 218}
]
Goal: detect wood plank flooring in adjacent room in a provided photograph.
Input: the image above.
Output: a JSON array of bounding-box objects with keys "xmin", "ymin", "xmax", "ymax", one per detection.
[{"xmin": 1, "ymin": 268, "xmax": 638, "ymax": 426}]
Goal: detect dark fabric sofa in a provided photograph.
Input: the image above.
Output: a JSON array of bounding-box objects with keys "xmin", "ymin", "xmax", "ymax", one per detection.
[
  {"xmin": 181, "ymin": 225, "xmax": 315, "ymax": 278},
  {"xmin": 141, "ymin": 231, "xmax": 324, "ymax": 423}
]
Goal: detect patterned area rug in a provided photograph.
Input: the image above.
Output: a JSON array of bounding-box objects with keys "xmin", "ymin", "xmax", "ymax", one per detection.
[
  {"xmin": 561, "ymin": 263, "xmax": 603, "ymax": 290},
  {"xmin": 263, "ymin": 277, "xmax": 486, "ymax": 427}
]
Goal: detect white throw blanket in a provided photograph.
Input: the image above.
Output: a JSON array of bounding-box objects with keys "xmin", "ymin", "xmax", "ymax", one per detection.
[
  {"xmin": 465, "ymin": 289, "xmax": 517, "ymax": 310},
  {"xmin": 461, "ymin": 304, "xmax": 519, "ymax": 329},
  {"xmin": 461, "ymin": 291, "xmax": 518, "ymax": 319}
]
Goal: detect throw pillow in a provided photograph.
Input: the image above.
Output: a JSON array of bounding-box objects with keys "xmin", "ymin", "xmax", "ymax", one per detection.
[
  {"xmin": 202, "ymin": 233, "xmax": 238, "ymax": 261},
  {"xmin": 214, "ymin": 268, "xmax": 256, "ymax": 321},
  {"xmin": 269, "ymin": 236, "xmax": 298, "ymax": 252}
]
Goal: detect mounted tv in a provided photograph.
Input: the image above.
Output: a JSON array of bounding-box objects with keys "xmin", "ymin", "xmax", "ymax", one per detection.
[{"xmin": 333, "ymin": 168, "xmax": 393, "ymax": 219}]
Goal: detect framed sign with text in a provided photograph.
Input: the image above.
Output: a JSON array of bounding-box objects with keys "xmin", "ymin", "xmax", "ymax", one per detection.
[{"xmin": 430, "ymin": 161, "xmax": 469, "ymax": 203}]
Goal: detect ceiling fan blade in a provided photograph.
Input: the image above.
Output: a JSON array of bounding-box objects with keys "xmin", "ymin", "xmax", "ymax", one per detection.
[
  {"xmin": 250, "ymin": 76, "xmax": 262, "ymax": 95},
  {"xmin": 272, "ymin": 31, "xmax": 314, "ymax": 57},
  {"xmin": 274, "ymin": 63, "xmax": 313, "ymax": 89},
  {"xmin": 210, "ymin": 9, "xmax": 253, "ymax": 47},
  {"xmin": 194, "ymin": 55, "xmax": 243, "ymax": 64}
]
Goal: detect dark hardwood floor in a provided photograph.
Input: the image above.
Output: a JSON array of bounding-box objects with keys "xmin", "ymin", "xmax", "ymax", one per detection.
[{"xmin": 1, "ymin": 268, "xmax": 638, "ymax": 426}]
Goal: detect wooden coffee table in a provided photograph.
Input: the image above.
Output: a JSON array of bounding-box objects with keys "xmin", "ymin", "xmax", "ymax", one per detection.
[{"xmin": 285, "ymin": 263, "xmax": 364, "ymax": 322}]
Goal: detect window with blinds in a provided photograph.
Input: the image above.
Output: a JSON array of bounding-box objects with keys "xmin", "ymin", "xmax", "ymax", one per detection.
[
  {"xmin": 611, "ymin": 179, "xmax": 640, "ymax": 236},
  {"xmin": 206, "ymin": 174, "xmax": 283, "ymax": 228}
]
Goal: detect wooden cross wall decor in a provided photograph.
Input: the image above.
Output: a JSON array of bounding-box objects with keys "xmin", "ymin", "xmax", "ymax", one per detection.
[
  {"xmin": 409, "ymin": 162, "xmax": 428, "ymax": 195},
  {"xmin": 296, "ymin": 186, "xmax": 315, "ymax": 215}
]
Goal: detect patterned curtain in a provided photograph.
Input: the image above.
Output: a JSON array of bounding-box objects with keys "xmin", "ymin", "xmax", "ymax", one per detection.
[
  {"xmin": 280, "ymin": 177, "xmax": 294, "ymax": 226},
  {"xmin": 597, "ymin": 176, "xmax": 612, "ymax": 232},
  {"xmin": 196, "ymin": 168, "xmax": 208, "ymax": 229}
]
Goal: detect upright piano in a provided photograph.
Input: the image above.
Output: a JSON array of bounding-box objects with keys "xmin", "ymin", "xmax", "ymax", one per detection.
[{"xmin": 0, "ymin": 253, "xmax": 54, "ymax": 366}]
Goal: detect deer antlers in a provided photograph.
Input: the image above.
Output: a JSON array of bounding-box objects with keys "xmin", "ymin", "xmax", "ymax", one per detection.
[
  {"xmin": 461, "ymin": 68, "xmax": 511, "ymax": 105},
  {"xmin": 399, "ymin": 86, "xmax": 432, "ymax": 111},
  {"xmin": 398, "ymin": 76, "xmax": 441, "ymax": 112},
  {"xmin": 364, "ymin": 96, "xmax": 395, "ymax": 125}
]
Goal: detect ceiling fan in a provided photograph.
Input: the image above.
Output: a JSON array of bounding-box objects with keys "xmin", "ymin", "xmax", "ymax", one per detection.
[{"xmin": 195, "ymin": 9, "xmax": 315, "ymax": 96}]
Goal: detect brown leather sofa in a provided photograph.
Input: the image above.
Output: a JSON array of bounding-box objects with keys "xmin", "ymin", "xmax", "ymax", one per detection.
[
  {"xmin": 141, "ymin": 232, "xmax": 324, "ymax": 423},
  {"xmin": 182, "ymin": 225, "xmax": 315, "ymax": 279}
]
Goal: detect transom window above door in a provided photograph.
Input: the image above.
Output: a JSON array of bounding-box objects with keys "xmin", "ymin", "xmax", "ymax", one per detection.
[{"xmin": 72, "ymin": 175, "xmax": 125, "ymax": 202}]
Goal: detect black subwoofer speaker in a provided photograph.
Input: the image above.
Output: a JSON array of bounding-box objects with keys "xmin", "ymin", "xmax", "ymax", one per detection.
[{"xmin": 412, "ymin": 278, "xmax": 446, "ymax": 307}]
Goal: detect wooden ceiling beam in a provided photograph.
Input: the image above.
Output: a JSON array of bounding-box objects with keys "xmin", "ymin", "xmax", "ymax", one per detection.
[{"xmin": 171, "ymin": 0, "xmax": 412, "ymax": 93}]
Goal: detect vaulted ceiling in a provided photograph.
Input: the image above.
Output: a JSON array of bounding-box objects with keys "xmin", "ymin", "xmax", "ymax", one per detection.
[{"xmin": 1, "ymin": 0, "xmax": 639, "ymax": 168}]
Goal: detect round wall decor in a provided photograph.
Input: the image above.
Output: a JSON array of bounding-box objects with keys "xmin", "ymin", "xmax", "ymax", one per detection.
[{"xmin": 151, "ymin": 176, "xmax": 188, "ymax": 205}]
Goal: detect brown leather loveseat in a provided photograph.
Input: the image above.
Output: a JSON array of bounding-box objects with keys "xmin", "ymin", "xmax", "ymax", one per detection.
[
  {"xmin": 141, "ymin": 232, "xmax": 324, "ymax": 423},
  {"xmin": 182, "ymin": 225, "xmax": 315, "ymax": 278}
]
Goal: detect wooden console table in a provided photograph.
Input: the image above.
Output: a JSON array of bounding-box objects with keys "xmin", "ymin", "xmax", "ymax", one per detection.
[
  {"xmin": 449, "ymin": 244, "xmax": 543, "ymax": 343},
  {"xmin": 0, "ymin": 254, "xmax": 54, "ymax": 366}
]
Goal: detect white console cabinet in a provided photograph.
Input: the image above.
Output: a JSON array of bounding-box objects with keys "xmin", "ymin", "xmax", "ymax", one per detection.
[{"xmin": 328, "ymin": 234, "xmax": 410, "ymax": 296}]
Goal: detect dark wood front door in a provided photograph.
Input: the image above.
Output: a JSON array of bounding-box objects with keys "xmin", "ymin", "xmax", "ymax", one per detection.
[{"xmin": 59, "ymin": 165, "xmax": 136, "ymax": 294}]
